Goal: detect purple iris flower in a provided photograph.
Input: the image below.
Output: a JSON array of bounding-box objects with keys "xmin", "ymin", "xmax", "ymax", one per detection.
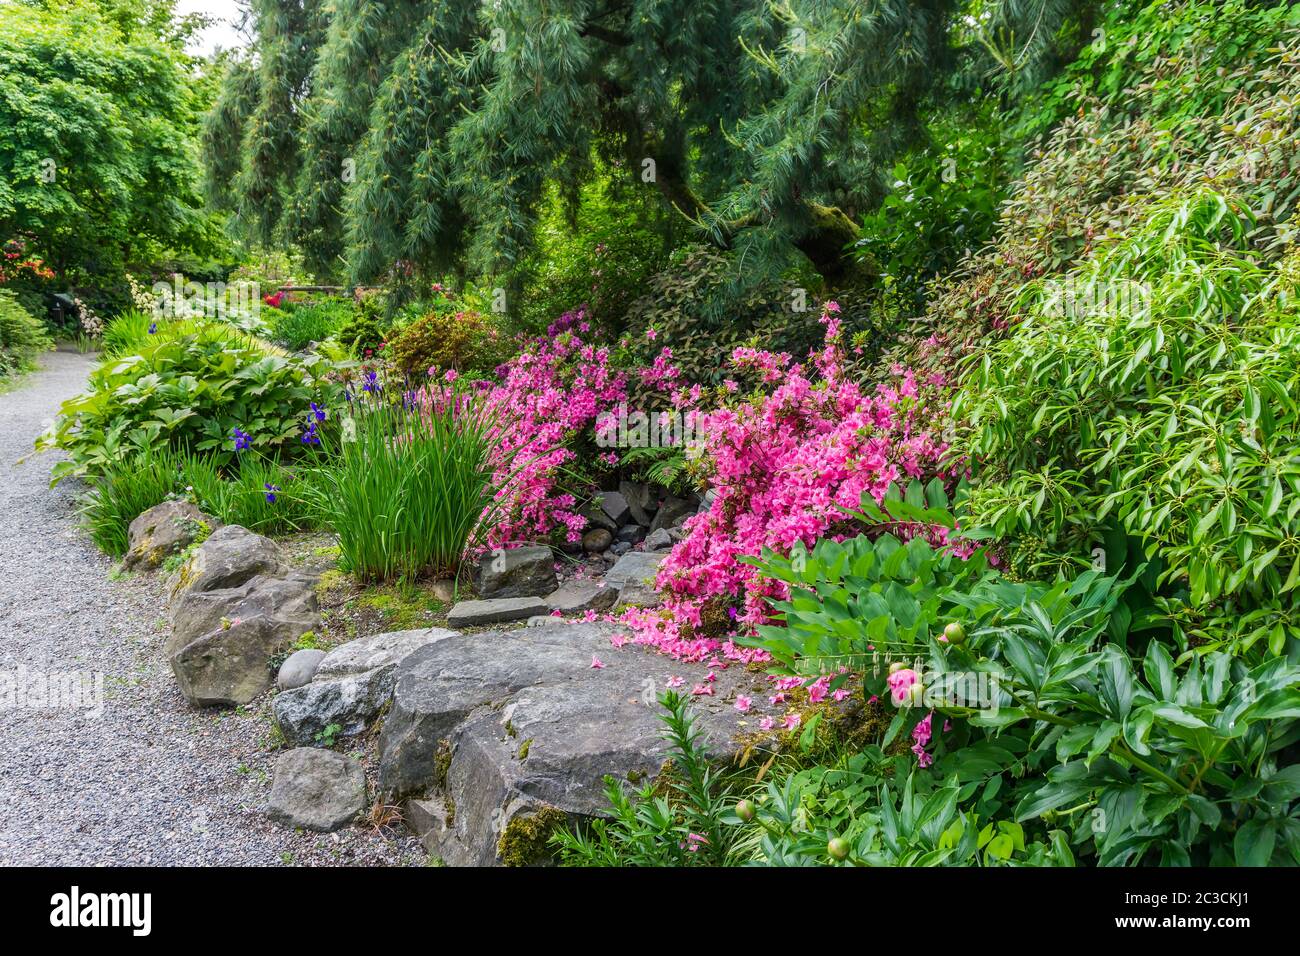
[
  {"xmin": 310, "ymin": 402, "xmax": 326, "ymax": 423},
  {"xmin": 264, "ymin": 483, "xmax": 279, "ymax": 503},
  {"xmin": 232, "ymin": 428, "xmax": 251, "ymax": 452}
]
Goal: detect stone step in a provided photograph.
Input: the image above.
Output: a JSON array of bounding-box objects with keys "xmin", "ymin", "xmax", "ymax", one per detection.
[{"xmin": 447, "ymin": 596, "xmax": 549, "ymax": 628}]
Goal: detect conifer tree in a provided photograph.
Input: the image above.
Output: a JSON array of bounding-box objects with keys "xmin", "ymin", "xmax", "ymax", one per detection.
[
  {"xmin": 234, "ymin": 0, "xmax": 327, "ymax": 246},
  {"xmin": 205, "ymin": 0, "xmax": 1098, "ymax": 291}
]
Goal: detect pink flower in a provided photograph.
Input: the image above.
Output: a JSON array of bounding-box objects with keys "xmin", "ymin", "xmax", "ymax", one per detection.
[
  {"xmin": 782, "ymin": 712, "xmax": 802, "ymax": 730},
  {"xmin": 609, "ymin": 634, "xmax": 628, "ymax": 648},
  {"xmin": 618, "ymin": 303, "xmax": 956, "ymax": 664},
  {"xmin": 759, "ymin": 716, "xmax": 775, "ymax": 730},
  {"xmin": 734, "ymin": 695, "xmax": 752, "ymax": 713},
  {"xmin": 807, "ymin": 676, "xmax": 830, "ymax": 704},
  {"xmin": 912, "ymin": 711, "xmax": 933, "ymax": 748},
  {"xmin": 646, "ymin": 327, "xmax": 657, "ymax": 340},
  {"xmin": 590, "ymin": 656, "xmax": 606, "ymax": 669},
  {"xmin": 690, "ymin": 684, "xmax": 714, "ymax": 697},
  {"xmin": 666, "ymin": 675, "xmax": 685, "ymax": 689}
]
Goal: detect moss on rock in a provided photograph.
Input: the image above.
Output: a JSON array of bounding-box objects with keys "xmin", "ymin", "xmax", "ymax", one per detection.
[{"xmin": 497, "ymin": 806, "xmax": 567, "ymax": 867}]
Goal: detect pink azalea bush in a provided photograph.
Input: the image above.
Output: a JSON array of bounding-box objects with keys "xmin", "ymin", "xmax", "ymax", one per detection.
[
  {"xmin": 620, "ymin": 303, "xmax": 954, "ymax": 663},
  {"xmin": 415, "ymin": 309, "xmax": 627, "ymax": 549}
]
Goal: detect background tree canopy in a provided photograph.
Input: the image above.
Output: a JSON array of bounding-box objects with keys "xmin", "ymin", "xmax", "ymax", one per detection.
[
  {"xmin": 203, "ymin": 0, "xmax": 1100, "ymax": 298},
  {"xmin": 0, "ymin": 0, "xmax": 222, "ymax": 290}
]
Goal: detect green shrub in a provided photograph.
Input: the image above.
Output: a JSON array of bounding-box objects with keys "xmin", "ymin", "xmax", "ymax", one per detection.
[
  {"xmin": 306, "ymin": 393, "xmax": 498, "ymax": 581},
  {"xmin": 268, "ymin": 297, "xmax": 352, "ymax": 351},
  {"xmin": 621, "ymin": 245, "xmax": 822, "ymax": 387},
  {"xmin": 853, "ymin": 101, "xmax": 1008, "ymax": 313},
  {"xmin": 516, "ymin": 173, "xmax": 670, "ymax": 333},
  {"xmin": 40, "ymin": 322, "xmax": 336, "ymax": 481},
  {"xmin": 78, "ymin": 446, "xmax": 182, "ymax": 556},
  {"xmin": 0, "ymin": 288, "xmax": 52, "ymax": 379},
  {"xmin": 334, "ymin": 310, "xmax": 388, "ymax": 360},
  {"xmin": 957, "ymin": 191, "xmax": 1300, "ymax": 657},
  {"xmin": 744, "ymin": 497, "xmax": 1300, "ymax": 866},
  {"xmin": 384, "ymin": 299, "xmax": 505, "ymax": 381},
  {"xmin": 887, "ymin": 0, "xmax": 1300, "ymax": 380}
]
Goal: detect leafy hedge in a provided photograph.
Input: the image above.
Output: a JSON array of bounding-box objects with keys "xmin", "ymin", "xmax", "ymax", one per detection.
[
  {"xmin": 41, "ymin": 322, "xmax": 336, "ymax": 481},
  {"xmin": 0, "ymin": 289, "xmax": 51, "ymax": 380},
  {"xmin": 959, "ymin": 192, "xmax": 1300, "ymax": 657}
]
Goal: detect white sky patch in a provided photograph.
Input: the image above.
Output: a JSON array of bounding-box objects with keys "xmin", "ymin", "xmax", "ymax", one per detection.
[{"xmin": 177, "ymin": 0, "xmax": 251, "ymax": 56}]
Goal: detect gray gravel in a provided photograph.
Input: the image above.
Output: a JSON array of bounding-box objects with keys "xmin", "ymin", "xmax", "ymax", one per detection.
[{"xmin": 0, "ymin": 350, "xmax": 424, "ymax": 865}]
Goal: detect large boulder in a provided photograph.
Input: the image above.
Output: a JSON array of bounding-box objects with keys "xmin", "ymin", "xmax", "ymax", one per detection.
[
  {"xmin": 267, "ymin": 748, "xmax": 366, "ymax": 832},
  {"xmin": 381, "ymin": 622, "xmax": 763, "ymax": 865},
  {"xmin": 272, "ymin": 667, "xmax": 396, "ymax": 747},
  {"xmin": 168, "ymin": 574, "xmax": 319, "ymax": 706},
  {"xmin": 273, "ymin": 628, "xmax": 456, "ymax": 746},
  {"xmin": 171, "ymin": 524, "xmax": 285, "ymax": 597},
  {"xmin": 166, "ymin": 526, "xmax": 318, "ymax": 706},
  {"xmin": 123, "ymin": 501, "xmax": 215, "ymax": 571},
  {"xmin": 314, "ymin": 628, "xmax": 457, "ymax": 679},
  {"xmin": 475, "ymin": 546, "xmax": 557, "ymax": 599},
  {"xmin": 168, "ymin": 572, "xmax": 319, "ymax": 660}
]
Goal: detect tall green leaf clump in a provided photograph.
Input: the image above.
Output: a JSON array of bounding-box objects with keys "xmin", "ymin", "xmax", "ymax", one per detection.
[
  {"xmin": 40, "ymin": 322, "xmax": 332, "ymax": 481},
  {"xmin": 308, "ymin": 394, "xmax": 499, "ymax": 582}
]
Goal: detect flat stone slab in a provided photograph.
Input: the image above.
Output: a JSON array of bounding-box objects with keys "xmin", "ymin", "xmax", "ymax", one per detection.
[
  {"xmin": 379, "ymin": 622, "xmax": 767, "ymax": 866},
  {"xmin": 605, "ymin": 551, "xmax": 664, "ymax": 589},
  {"xmin": 544, "ymin": 581, "xmax": 618, "ymax": 614},
  {"xmin": 447, "ymin": 597, "xmax": 548, "ymax": 628},
  {"xmin": 267, "ymin": 748, "xmax": 366, "ymax": 832}
]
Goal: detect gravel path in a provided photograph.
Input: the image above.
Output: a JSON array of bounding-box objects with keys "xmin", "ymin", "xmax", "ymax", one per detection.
[{"xmin": 0, "ymin": 351, "xmax": 423, "ymax": 865}]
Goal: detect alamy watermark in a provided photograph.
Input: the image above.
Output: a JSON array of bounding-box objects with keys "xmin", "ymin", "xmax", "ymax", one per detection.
[
  {"xmin": 595, "ymin": 404, "xmax": 704, "ymax": 458},
  {"xmin": 0, "ymin": 665, "xmax": 104, "ymax": 718},
  {"xmin": 150, "ymin": 276, "xmax": 261, "ymax": 321},
  {"xmin": 1039, "ymin": 277, "xmax": 1152, "ymax": 320}
]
